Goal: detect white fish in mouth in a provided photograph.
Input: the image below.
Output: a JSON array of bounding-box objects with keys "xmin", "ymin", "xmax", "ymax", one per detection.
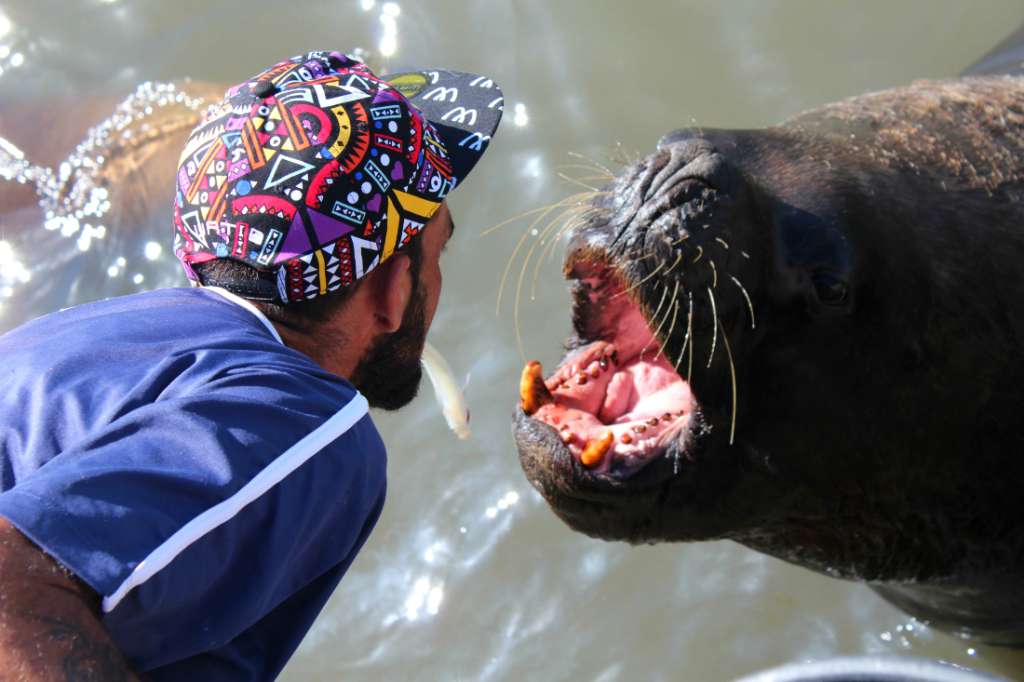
[{"xmin": 420, "ymin": 341, "xmax": 471, "ymax": 440}]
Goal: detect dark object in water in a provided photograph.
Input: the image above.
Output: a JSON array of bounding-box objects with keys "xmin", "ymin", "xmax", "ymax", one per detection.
[
  {"xmin": 735, "ymin": 655, "xmax": 1009, "ymax": 682},
  {"xmin": 514, "ymin": 26, "xmax": 1024, "ymax": 646}
]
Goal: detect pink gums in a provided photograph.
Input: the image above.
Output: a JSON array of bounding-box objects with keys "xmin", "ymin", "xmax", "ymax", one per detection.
[{"xmin": 533, "ymin": 283, "xmax": 697, "ymax": 472}]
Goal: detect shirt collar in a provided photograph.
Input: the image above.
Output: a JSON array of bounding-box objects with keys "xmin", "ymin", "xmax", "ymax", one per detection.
[{"xmin": 204, "ymin": 286, "xmax": 283, "ymax": 345}]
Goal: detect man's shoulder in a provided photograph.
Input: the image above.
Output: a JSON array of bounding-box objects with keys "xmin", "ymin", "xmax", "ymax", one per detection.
[
  {"xmin": 2, "ymin": 288, "xmax": 259, "ymax": 344},
  {"xmin": 2, "ymin": 287, "xmax": 298, "ymax": 372},
  {"xmin": 0, "ymin": 287, "xmax": 359, "ymax": 438},
  {"xmin": 54, "ymin": 287, "xmax": 266, "ymax": 333}
]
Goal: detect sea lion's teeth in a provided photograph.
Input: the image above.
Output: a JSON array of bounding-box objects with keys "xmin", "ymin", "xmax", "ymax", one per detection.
[
  {"xmin": 520, "ymin": 360, "xmax": 554, "ymax": 415},
  {"xmin": 580, "ymin": 431, "xmax": 613, "ymax": 468}
]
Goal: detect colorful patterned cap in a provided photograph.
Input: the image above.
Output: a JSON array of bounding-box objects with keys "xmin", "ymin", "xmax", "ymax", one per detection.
[{"xmin": 173, "ymin": 50, "xmax": 503, "ymax": 303}]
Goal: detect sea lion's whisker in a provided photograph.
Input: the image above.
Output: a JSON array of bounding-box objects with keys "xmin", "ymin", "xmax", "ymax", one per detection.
[
  {"xmin": 730, "ymin": 276, "xmax": 756, "ymax": 330},
  {"xmin": 566, "ymin": 174, "xmax": 616, "ymax": 185},
  {"xmin": 674, "ymin": 292, "xmax": 694, "ymax": 375},
  {"xmin": 481, "ymin": 191, "xmax": 596, "ymax": 237},
  {"xmin": 532, "ymin": 210, "xmax": 575, "ymax": 252},
  {"xmin": 534, "ymin": 206, "xmax": 602, "ymax": 289},
  {"xmin": 612, "ymin": 261, "xmax": 665, "ymax": 300},
  {"xmin": 640, "ymin": 284, "xmax": 671, "ymax": 359},
  {"xmin": 557, "ymin": 172, "xmax": 600, "ymax": 193},
  {"xmin": 619, "ymin": 247, "xmax": 655, "ymax": 267},
  {"xmin": 514, "ymin": 198, "xmax": 612, "ymax": 357},
  {"xmin": 708, "ymin": 260, "xmax": 718, "ymax": 289},
  {"xmin": 497, "ymin": 225, "xmax": 537, "ymax": 326},
  {"xmin": 671, "ymin": 232, "xmax": 690, "ymax": 246},
  {"xmin": 532, "ymin": 203, "xmax": 588, "ymax": 251},
  {"xmin": 554, "ymin": 163, "xmax": 615, "ymax": 181},
  {"xmin": 651, "ymin": 284, "xmax": 671, "ymax": 324},
  {"xmin": 663, "ymin": 251, "xmax": 684, "ymax": 276},
  {"xmin": 715, "ymin": 237, "xmax": 730, "ymax": 250},
  {"xmin": 718, "ymin": 318, "xmax": 739, "ymax": 445},
  {"xmin": 481, "ymin": 204, "xmax": 556, "ymax": 237},
  {"xmin": 643, "ymin": 280, "xmax": 675, "ymax": 358},
  {"xmin": 609, "ymin": 141, "xmax": 640, "ymax": 166},
  {"xmin": 539, "ymin": 206, "xmax": 590, "ymax": 251},
  {"xmin": 706, "ymin": 286, "xmax": 719, "ymax": 369},
  {"xmin": 692, "ymin": 245, "xmax": 704, "ymax": 264},
  {"xmin": 495, "ymin": 192, "xmax": 600, "ymax": 313},
  {"xmin": 510, "ymin": 202, "xmax": 592, "ymax": 358},
  {"xmin": 686, "ymin": 292, "xmax": 695, "ymax": 381},
  {"xmin": 555, "ymin": 162, "xmax": 612, "ymax": 173},
  {"xmin": 657, "ymin": 298, "xmax": 681, "ymax": 362},
  {"xmin": 567, "ymin": 151, "xmax": 615, "ymax": 180},
  {"xmin": 527, "ymin": 205, "xmax": 589, "ymax": 301},
  {"xmin": 535, "ymin": 210, "xmax": 590, "ymax": 278}
]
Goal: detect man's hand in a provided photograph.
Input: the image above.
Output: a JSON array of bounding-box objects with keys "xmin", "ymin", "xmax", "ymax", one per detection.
[{"xmin": 0, "ymin": 518, "xmax": 142, "ymax": 681}]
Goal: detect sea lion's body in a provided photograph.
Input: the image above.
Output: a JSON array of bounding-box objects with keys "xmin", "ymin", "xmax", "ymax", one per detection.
[{"xmin": 514, "ymin": 45, "xmax": 1024, "ymax": 644}]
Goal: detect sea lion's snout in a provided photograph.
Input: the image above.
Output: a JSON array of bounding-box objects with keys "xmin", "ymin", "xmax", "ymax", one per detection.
[{"xmin": 512, "ymin": 131, "xmax": 767, "ymax": 542}]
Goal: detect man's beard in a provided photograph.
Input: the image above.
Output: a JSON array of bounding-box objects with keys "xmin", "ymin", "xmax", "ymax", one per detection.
[{"xmin": 349, "ymin": 284, "xmax": 428, "ymax": 410}]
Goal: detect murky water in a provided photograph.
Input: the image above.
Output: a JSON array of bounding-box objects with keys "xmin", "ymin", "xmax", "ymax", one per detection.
[{"xmin": 2, "ymin": 1, "xmax": 1024, "ymax": 680}]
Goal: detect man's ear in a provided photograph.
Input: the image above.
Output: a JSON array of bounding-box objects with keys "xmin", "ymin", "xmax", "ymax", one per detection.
[{"xmin": 368, "ymin": 253, "xmax": 412, "ymax": 333}]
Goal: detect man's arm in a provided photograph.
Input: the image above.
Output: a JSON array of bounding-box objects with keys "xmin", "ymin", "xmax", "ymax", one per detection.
[{"xmin": 0, "ymin": 518, "xmax": 142, "ymax": 682}]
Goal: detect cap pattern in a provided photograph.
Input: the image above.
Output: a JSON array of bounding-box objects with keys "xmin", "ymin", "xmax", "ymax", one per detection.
[{"xmin": 173, "ymin": 51, "xmax": 464, "ymax": 303}]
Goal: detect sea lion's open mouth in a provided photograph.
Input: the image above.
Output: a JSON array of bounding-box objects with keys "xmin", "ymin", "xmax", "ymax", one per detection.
[
  {"xmin": 518, "ymin": 259, "xmax": 705, "ymax": 481},
  {"xmin": 514, "ymin": 148, "xmax": 740, "ymax": 501}
]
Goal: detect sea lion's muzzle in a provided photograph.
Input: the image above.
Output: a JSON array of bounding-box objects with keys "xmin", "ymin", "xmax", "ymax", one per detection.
[
  {"xmin": 512, "ymin": 140, "xmax": 750, "ymax": 495},
  {"xmin": 512, "ymin": 131, "xmax": 772, "ymax": 545}
]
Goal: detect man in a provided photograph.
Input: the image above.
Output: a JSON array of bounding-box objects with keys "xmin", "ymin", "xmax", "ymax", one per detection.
[{"xmin": 0, "ymin": 51, "xmax": 502, "ymax": 680}]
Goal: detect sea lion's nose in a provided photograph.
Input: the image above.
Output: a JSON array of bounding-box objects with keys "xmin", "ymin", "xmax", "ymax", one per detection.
[
  {"xmin": 640, "ymin": 137, "xmax": 731, "ymax": 203},
  {"xmin": 647, "ymin": 131, "xmax": 741, "ymax": 201},
  {"xmin": 656, "ymin": 127, "xmax": 713, "ymax": 151}
]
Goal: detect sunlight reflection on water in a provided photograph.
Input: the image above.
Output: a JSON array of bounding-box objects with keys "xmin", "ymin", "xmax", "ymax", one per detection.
[{"xmin": 2, "ymin": 1, "xmax": 1024, "ymax": 680}]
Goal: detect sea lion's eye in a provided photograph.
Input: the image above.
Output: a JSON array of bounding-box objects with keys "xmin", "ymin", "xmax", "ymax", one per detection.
[{"xmin": 811, "ymin": 271, "xmax": 849, "ymax": 306}]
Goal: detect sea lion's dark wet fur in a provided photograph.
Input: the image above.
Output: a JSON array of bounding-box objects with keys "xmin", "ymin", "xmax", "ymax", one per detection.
[{"xmin": 516, "ymin": 70, "xmax": 1024, "ymax": 644}]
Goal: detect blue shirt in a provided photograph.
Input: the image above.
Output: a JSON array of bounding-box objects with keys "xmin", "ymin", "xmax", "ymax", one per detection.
[{"xmin": 0, "ymin": 287, "xmax": 387, "ymax": 680}]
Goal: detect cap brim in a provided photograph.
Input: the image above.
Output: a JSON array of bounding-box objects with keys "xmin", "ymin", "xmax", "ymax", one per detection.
[{"xmin": 383, "ymin": 69, "xmax": 503, "ymax": 190}]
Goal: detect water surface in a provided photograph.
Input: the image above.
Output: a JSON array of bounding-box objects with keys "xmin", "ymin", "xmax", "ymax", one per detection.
[{"xmin": 1, "ymin": 2, "xmax": 1023, "ymax": 680}]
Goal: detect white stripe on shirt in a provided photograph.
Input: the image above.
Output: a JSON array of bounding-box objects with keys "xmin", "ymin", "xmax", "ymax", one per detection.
[
  {"xmin": 204, "ymin": 286, "xmax": 283, "ymax": 345},
  {"xmin": 101, "ymin": 392, "xmax": 370, "ymax": 613}
]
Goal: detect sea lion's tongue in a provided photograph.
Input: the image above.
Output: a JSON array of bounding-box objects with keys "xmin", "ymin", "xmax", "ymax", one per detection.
[{"xmin": 519, "ymin": 342, "xmax": 696, "ymax": 472}]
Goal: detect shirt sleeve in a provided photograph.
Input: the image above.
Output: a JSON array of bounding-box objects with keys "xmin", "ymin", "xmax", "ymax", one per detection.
[{"xmin": 0, "ymin": 365, "xmax": 387, "ymax": 673}]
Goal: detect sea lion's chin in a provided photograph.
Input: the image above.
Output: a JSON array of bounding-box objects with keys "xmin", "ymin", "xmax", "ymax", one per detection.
[{"xmin": 514, "ymin": 258, "xmax": 710, "ymax": 502}]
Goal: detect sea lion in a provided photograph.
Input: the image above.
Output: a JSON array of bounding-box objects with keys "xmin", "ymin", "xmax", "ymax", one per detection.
[{"xmin": 513, "ymin": 36, "xmax": 1024, "ymax": 645}]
